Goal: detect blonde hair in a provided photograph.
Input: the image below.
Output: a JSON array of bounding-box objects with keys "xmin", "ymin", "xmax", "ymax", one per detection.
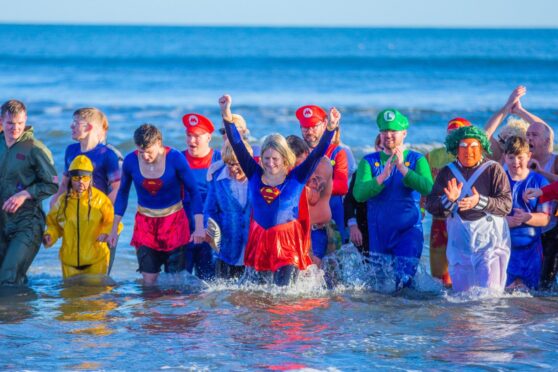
[
  {"xmin": 73, "ymin": 107, "xmax": 109, "ymax": 132},
  {"xmin": 222, "ymin": 140, "xmax": 253, "ymax": 164},
  {"xmin": 231, "ymin": 113, "xmax": 249, "ymax": 134},
  {"xmin": 261, "ymin": 133, "xmax": 296, "ymax": 169},
  {"xmin": 499, "ymin": 117, "xmax": 529, "ymax": 141},
  {"xmin": 1, "ymin": 100, "xmax": 26, "ymax": 117}
]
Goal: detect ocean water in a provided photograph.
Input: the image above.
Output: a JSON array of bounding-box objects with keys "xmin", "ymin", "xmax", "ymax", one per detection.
[{"xmin": 1, "ymin": 24, "xmax": 558, "ymax": 370}]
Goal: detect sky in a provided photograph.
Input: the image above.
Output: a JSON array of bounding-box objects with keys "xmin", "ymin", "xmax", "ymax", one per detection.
[{"xmin": 2, "ymin": 0, "xmax": 557, "ymax": 28}]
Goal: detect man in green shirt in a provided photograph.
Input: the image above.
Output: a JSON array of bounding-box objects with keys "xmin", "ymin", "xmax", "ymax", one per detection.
[
  {"xmin": 353, "ymin": 109, "xmax": 433, "ymax": 289},
  {"xmin": 0, "ymin": 100, "xmax": 58, "ymax": 285}
]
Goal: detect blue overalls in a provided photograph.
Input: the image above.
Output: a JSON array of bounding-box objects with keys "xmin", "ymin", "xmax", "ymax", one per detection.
[{"xmin": 364, "ymin": 151, "xmax": 424, "ymax": 288}]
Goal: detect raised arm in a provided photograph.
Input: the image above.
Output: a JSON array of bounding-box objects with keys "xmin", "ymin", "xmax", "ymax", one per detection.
[
  {"xmin": 485, "ymin": 86, "xmax": 525, "ymax": 138},
  {"xmin": 512, "ymin": 100, "xmax": 547, "ymax": 126},
  {"xmin": 219, "ymin": 94, "xmax": 260, "ymax": 179}
]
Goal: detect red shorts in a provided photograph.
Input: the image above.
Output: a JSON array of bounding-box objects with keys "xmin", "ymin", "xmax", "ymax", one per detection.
[{"xmin": 130, "ymin": 208, "xmax": 190, "ymax": 252}]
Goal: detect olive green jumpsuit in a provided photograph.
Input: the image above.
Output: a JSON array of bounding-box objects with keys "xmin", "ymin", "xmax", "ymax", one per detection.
[{"xmin": 0, "ymin": 127, "xmax": 58, "ymax": 285}]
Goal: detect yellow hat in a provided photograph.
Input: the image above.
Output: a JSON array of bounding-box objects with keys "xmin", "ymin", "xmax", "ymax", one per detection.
[{"xmin": 68, "ymin": 155, "xmax": 94, "ymax": 175}]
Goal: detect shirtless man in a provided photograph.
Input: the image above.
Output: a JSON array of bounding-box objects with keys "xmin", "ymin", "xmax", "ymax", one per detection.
[
  {"xmin": 296, "ymin": 105, "xmax": 349, "ymax": 243},
  {"xmin": 287, "ymin": 135, "xmax": 333, "ymax": 266}
]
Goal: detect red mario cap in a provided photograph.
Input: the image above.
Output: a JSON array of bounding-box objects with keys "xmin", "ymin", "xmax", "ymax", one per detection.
[
  {"xmin": 182, "ymin": 113, "xmax": 215, "ymax": 134},
  {"xmin": 447, "ymin": 117, "xmax": 472, "ymax": 132},
  {"xmin": 295, "ymin": 105, "xmax": 327, "ymax": 128}
]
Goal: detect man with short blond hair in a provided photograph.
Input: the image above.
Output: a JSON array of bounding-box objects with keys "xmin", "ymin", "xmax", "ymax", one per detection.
[{"xmin": 0, "ymin": 99, "xmax": 58, "ymax": 285}]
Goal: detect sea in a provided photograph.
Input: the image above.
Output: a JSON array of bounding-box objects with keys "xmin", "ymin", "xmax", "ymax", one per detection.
[{"xmin": 1, "ymin": 24, "xmax": 558, "ymax": 370}]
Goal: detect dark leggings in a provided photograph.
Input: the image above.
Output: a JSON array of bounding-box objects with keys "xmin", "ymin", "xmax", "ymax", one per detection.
[
  {"xmin": 215, "ymin": 259, "xmax": 245, "ymax": 280},
  {"xmin": 241, "ymin": 265, "xmax": 300, "ymax": 287},
  {"xmin": 540, "ymin": 225, "xmax": 558, "ymax": 290},
  {"xmin": 273, "ymin": 265, "xmax": 299, "ymax": 286}
]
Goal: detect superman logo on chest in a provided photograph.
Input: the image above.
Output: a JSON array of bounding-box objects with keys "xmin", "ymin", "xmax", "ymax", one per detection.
[
  {"xmin": 260, "ymin": 186, "xmax": 281, "ymax": 204},
  {"xmin": 142, "ymin": 179, "xmax": 164, "ymax": 196}
]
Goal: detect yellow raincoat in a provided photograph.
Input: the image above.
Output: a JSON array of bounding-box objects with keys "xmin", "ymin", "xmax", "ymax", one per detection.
[{"xmin": 44, "ymin": 187, "xmax": 115, "ymax": 278}]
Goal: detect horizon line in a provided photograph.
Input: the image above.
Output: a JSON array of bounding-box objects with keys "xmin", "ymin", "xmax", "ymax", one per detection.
[{"xmin": 1, "ymin": 21, "xmax": 557, "ymax": 30}]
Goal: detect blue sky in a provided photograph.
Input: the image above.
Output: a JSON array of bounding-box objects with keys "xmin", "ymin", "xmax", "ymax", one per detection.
[{"xmin": 3, "ymin": 0, "xmax": 557, "ymax": 28}]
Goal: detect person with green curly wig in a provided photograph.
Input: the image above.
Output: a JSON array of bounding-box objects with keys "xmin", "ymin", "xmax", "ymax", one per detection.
[{"xmin": 425, "ymin": 124, "xmax": 513, "ymax": 292}]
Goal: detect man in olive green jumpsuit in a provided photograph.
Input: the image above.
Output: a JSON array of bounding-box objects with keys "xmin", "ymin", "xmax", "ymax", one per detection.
[{"xmin": 0, "ymin": 100, "xmax": 58, "ymax": 285}]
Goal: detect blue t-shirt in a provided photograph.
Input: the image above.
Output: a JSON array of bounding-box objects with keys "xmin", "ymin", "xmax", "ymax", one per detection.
[
  {"xmin": 64, "ymin": 143, "xmax": 121, "ymax": 195},
  {"xmin": 507, "ymin": 170, "xmax": 550, "ymax": 248}
]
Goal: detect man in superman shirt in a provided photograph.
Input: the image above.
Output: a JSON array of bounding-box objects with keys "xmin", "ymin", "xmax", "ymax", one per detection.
[
  {"xmin": 296, "ymin": 105, "xmax": 349, "ymax": 243},
  {"xmin": 182, "ymin": 113, "xmax": 221, "ymax": 280}
]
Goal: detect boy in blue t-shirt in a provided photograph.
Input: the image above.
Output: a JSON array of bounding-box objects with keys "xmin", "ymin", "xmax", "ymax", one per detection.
[
  {"xmin": 504, "ymin": 136, "xmax": 551, "ymax": 289},
  {"xmin": 50, "ymin": 108, "xmax": 121, "ymax": 208},
  {"xmin": 49, "ymin": 108, "xmax": 122, "ymax": 274}
]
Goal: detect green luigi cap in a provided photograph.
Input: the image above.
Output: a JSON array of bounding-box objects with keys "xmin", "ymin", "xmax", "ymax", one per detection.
[{"xmin": 376, "ymin": 109, "xmax": 409, "ymax": 131}]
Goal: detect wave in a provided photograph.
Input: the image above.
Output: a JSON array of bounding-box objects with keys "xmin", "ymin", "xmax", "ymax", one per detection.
[{"xmin": 2, "ymin": 55, "xmax": 558, "ymax": 70}]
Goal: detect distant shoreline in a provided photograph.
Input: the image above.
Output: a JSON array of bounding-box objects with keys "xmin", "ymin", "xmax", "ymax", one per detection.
[{"xmin": 0, "ymin": 22, "xmax": 557, "ymax": 31}]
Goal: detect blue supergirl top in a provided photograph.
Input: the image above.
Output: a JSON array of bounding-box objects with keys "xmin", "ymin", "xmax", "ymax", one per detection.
[
  {"xmin": 224, "ymin": 119, "xmax": 334, "ymax": 229},
  {"xmin": 114, "ymin": 147, "xmax": 202, "ymax": 216}
]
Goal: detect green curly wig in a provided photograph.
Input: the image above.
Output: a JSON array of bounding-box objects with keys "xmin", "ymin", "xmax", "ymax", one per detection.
[{"xmin": 445, "ymin": 126, "xmax": 492, "ymax": 156}]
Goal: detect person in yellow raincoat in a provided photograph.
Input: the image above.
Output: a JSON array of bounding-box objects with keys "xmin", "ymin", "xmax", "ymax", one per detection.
[{"xmin": 43, "ymin": 155, "xmax": 117, "ymax": 278}]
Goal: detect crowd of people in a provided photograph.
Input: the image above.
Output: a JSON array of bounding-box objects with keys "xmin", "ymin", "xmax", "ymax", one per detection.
[{"xmin": 0, "ymin": 86, "xmax": 557, "ymax": 292}]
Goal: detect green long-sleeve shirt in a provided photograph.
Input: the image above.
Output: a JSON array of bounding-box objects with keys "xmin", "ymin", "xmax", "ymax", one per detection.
[{"xmin": 353, "ymin": 150, "xmax": 433, "ymax": 203}]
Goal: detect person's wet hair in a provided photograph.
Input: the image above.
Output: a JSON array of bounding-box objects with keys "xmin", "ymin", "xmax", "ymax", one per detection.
[
  {"xmin": 222, "ymin": 140, "xmax": 252, "ymax": 164},
  {"xmin": 73, "ymin": 107, "xmax": 108, "ymax": 132},
  {"xmin": 286, "ymin": 135, "xmax": 310, "ymax": 158},
  {"xmin": 504, "ymin": 135, "xmax": 530, "ymax": 156},
  {"xmin": 262, "ymin": 134, "xmax": 296, "ymax": 169},
  {"xmin": 1, "ymin": 99, "xmax": 26, "ymax": 118},
  {"xmin": 134, "ymin": 124, "xmax": 162, "ymax": 149}
]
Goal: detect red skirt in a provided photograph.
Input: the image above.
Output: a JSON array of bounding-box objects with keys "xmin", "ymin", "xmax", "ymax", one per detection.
[
  {"xmin": 244, "ymin": 218, "xmax": 312, "ymax": 272},
  {"xmin": 130, "ymin": 209, "xmax": 190, "ymax": 252}
]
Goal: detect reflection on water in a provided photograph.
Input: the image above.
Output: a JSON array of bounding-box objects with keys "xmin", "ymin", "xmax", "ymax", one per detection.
[
  {"xmin": 0, "ymin": 286, "xmax": 38, "ymax": 324},
  {"xmin": 57, "ymin": 279, "xmax": 118, "ymax": 336},
  {"xmin": 0, "ymin": 251, "xmax": 557, "ymax": 370}
]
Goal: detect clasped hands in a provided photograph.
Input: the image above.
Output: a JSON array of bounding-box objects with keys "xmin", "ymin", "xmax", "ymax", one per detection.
[{"xmin": 443, "ymin": 178, "xmax": 480, "ymax": 211}]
